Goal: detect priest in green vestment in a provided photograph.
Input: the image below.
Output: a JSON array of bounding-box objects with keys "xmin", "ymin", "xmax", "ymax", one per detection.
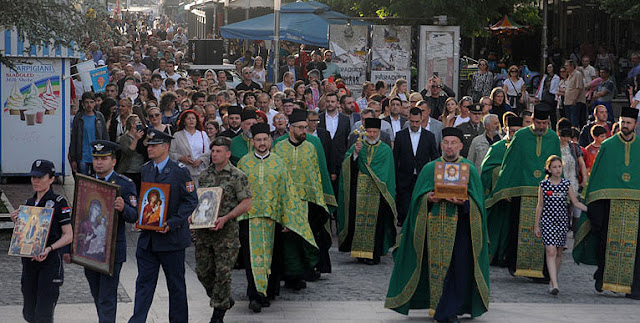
[
  {"xmin": 385, "ymin": 127, "xmax": 489, "ymax": 322},
  {"xmin": 573, "ymin": 107, "xmax": 640, "ymax": 299},
  {"xmin": 485, "ymin": 107, "xmax": 561, "ymax": 278},
  {"xmin": 237, "ymin": 123, "xmax": 318, "ymax": 311},
  {"xmin": 273, "ymin": 109, "xmax": 337, "ymax": 276},
  {"xmin": 337, "ymin": 118, "xmax": 397, "ymax": 265},
  {"xmin": 480, "ymin": 115, "xmax": 522, "ymax": 266},
  {"xmin": 230, "ymin": 109, "xmax": 258, "ymax": 165}
]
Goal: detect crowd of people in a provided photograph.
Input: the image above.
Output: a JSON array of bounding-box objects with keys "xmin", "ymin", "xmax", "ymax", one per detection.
[{"xmin": 10, "ymin": 11, "xmax": 640, "ymax": 323}]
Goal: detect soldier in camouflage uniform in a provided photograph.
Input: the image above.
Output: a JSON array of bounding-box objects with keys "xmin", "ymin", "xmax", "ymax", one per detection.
[{"xmin": 190, "ymin": 136, "xmax": 252, "ymax": 323}]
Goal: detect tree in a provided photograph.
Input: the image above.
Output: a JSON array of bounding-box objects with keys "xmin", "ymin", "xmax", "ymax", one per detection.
[
  {"xmin": 597, "ymin": 0, "xmax": 640, "ymax": 19},
  {"xmin": 318, "ymin": 0, "xmax": 542, "ymax": 36},
  {"xmin": 0, "ymin": 0, "xmax": 113, "ymax": 68}
]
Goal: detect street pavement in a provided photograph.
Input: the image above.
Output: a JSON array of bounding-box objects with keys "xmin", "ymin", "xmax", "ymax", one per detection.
[{"xmin": 1, "ymin": 177, "xmax": 639, "ymax": 322}]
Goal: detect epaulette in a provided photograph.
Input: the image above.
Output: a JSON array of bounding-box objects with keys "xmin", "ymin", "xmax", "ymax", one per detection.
[
  {"xmin": 55, "ymin": 195, "xmax": 66, "ymax": 203},
  {"xmin": 142, "ymin": 160, "xmax": 152, "ymax": 167},
  {"xmin": 119, "ymin": 173, "xmax": 133, "ymax": 182}
]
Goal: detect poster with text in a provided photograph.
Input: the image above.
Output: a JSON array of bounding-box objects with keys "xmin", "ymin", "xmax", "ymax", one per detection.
[
  {"xmin": 329, "ymin": 24, "xmax": 369, "ymax": 98},
  {"xmin": 371, "ymin": 25, "xmax": 412, "ymax": 89},
  {"xmin": 1, "ymin": 58, "xmax": 67, "ymax": 175}
]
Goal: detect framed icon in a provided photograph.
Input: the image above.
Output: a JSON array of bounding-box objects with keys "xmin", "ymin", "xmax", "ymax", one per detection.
[
  {"xmin": 136, "ymin": 182, "xmax": 170, "ymax": 231},
  {"xmin": 70, "ymin": 174, "xmax": 120, "ymax": 275},
  {"xmin": 8, "ymin": 206, "xmax": 54, "ymax": 257},
  {"xmin": 190, "ymin": 187, "xmax": 223, "ymax": 229},
  {"xmin": 433, "ymin": 161, "xmax": 470, "ymax": 200}
]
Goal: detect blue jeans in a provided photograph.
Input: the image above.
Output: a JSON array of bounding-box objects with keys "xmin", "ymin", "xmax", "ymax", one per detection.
[
  {"xmin": 564, "ymin": 104, "xmax": 582, "ymax": 128},
  {"xmin": 77, "ymin": 161, "xmax": 94, "ymax": 176}
]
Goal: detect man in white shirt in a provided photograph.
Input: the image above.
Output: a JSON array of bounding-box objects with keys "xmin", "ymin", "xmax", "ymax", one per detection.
[
  {"xmin": 383, "ymin": 97, "xmax": 408, "ymax": 135},
  {"xmin": 256, "ymin": 92, "xmax": 278, "ymax": 131},
  {"xmin": 580, "ymin": 56, "xmax": 597, "ymax": 85}
]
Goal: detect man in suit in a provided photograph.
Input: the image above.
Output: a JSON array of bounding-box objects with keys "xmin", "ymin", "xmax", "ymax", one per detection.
[
  {"xmin": 130, "ymin": 129, "xmax": 198, "ymax": 323},
  {"xmin": 417, "ymin": 100, "xmax": 443, "ymax": 146},
  {"xmin": 318, "ymin": 92, "xmax": 351, "ymax": 182},
  {"xmin": 384, "ymin": 97, "xmax": 408, "ymax": 136},
  {"xmin": 340, "ymin": 95, "xmax": 360, "ymax": 130},
  {"xmin": 393, "ymin": 108, "xmax": 439, "ymax": 226},
  {"xmin": 279, "ymin": 55, "xmax": 302, "ymax": 82},
  {"xmin": 307, "ymin": 110, "xmax": 332, "ymax": 168},
  {"xmin": 456, "ymin": 103, "xmax": 485, "ymax": 158}
]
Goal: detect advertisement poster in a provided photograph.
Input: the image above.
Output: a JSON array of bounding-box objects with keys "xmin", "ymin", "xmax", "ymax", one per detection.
[
  {"xmin": 1, "ymin": 58, "xmax": 67, "ymax": 175},
  {"xmin": 329, "ymin": 25, "xmax": 369, "ymax": 98},
  {"xmin": 371, "ymin": 25, "xmax": 412, "ymax": 89},
  {"xmin": 418, "ymin": 26, "xmax": 460, "ymax": 97},
  {"xmin": 90, "ymin": 66, "xmax": 109, "ymax": 93}
]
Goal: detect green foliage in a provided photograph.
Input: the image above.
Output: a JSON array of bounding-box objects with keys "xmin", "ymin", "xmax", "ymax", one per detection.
[
  {"xmin": 597, "ymin": 0, "xmax": 640, "ymax": 19},
  {"xmin": 317, "ymin": 0, "xmax": 542, "ymax": 35},
  {"xmin": 0, "ymin": 0, "xmax": 112, "ymax": 69}
]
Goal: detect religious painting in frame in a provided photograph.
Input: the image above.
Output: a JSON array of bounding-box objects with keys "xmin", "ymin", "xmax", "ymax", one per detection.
[
  {"xmin": 190, "ymin": 187, "xmax": 223, "ymax": 229},
  {"xmin": 70, "ymin": 174, "xmax": 120, "ymax": 275},
  {"xmin": 8, "ymin": 206, "xmax": 54, "ymax": 257},
  {"xmin": 136, "ymin": 182, "xmax": 170, "ymax": 231},
  {"xmin": 433, "ymin": 161, "xmax": 469, "ymax": 200}
]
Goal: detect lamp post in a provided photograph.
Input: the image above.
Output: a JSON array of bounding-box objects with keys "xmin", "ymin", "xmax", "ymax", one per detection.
[
  {"xmin": 541, "ymin": 0, "xmax": 548, "ymax": 73},
  {"xmin": 273, "ymin": 0, "xmax": 281, "ymax": 83}
]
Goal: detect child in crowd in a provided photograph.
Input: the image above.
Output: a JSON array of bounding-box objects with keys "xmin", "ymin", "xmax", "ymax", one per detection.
[{"xmin": 534, "ymin": 155, "xmax": 587, "ymax": 295}]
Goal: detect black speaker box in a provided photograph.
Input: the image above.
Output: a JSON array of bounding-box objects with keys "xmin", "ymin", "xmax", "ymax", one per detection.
[{"xmin": 188, "ymin": 39, "xmax": 223, "ymax": 65}]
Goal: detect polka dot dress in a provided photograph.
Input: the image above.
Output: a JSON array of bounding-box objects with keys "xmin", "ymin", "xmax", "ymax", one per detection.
[{"xmin": 540, "ymin": 178, "xmax": 570, "ymax": 247}]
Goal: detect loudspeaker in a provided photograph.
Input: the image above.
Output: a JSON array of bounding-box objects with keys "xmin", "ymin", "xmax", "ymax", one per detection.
[{"xmin": 188, "ymin": 39, "xmax": 223, "ymax": 65}]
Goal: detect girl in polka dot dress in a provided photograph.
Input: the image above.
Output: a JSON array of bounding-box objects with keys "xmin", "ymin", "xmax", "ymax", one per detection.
[{"xmin": 534, "ymin": 155, "xmax": 587, "ymax": 295}]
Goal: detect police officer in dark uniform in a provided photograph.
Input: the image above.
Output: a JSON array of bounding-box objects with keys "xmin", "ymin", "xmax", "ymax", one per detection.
[
  {"xmin": 73, "ymin": 140, "xmax": 138, "ymax": 322},
  {"xmin": 129, "ymin": 129, "xmax": 198, "ymax": 323},
  {"xmin": 10, "ymin": 160, "xmax": 73, "ymax": 323}
]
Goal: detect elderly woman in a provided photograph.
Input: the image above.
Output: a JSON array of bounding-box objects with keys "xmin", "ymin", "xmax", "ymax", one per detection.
[{"xmin": 169, "ymin": 110, "xmax": 211, "ymax": 185}]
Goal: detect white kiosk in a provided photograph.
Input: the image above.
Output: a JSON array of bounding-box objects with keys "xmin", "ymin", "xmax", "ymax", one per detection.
[{"xmin": 1, "ymin": 28, "xmax": 83, "ymax": 180}]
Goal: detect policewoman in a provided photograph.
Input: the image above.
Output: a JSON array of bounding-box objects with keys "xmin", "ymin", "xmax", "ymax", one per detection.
[
  {"xmin": 83, "ymin": 140, "xmax": 138, "ymax": 322},
  {"xmin": 129, "ymin": 129, "xmax": 198, "ymax": 323},
  {"xmin": 10, "ymin": 160, "xmax": 73, "ymax": 323}
]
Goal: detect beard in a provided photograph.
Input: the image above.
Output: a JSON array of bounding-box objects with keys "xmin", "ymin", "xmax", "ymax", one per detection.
[
  {"xmin": 532, "ymin": 128, "xmax": 545, "ymax": 136},
  {"xmin": 293, "ymin": 131, "xmax": 306, "ymax": 142},
  {"xmin": 365, "ymin": 136, "xmax": 380, "ymax": 145},
  {"xmin": 621, "ymin": 127, "xmax": 634, "ymax": 136}
]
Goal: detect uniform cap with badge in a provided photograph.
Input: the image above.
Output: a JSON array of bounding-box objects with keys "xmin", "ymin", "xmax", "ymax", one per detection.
[
  {"xmin": 29, "ymin": 159, "xmax": 55, "ymax": 177},
  {"xmin": 147, "ymin": 129, "xmax": 174, "ymax": 145},
  {"xmin": 469, "ymin": 103, "xmax": 483, "ymax": 114},
  {"xmin": 90, "ymin": 140, "xmax": 120, "ymax": 157}
]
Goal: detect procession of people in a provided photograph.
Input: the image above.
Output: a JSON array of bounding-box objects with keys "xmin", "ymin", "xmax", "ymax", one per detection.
[{"xmin": 7, "ymin": 10, "xmax": 640, "ymax": 323}]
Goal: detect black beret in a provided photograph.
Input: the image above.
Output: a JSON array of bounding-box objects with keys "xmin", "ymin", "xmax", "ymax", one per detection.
[
  {"xmin": 288, "ymin": 109, "xmax": 307, "ymax": 124},
  {"xmin": 442, "ymin": 127, "xmax": 464, "ymax": 141},
  {"xmin": 251, "ymin": 123, "xmax": 271, "ymax": 136},
  {"xmin": 363, "ymin": 118, "xmax": 381, "ymax": 129}
]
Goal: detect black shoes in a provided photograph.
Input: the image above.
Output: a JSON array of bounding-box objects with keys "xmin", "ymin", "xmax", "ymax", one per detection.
[
  {"xmin": 595, "ymin": 280, "xmax": 603, "ymax": 293},
  {"xmin": 249, "ymin": 299, "xmax": 262, "ymax": 313},
  {"xmin": 210, "ymin": 298, "xmax": 234, "ymax": 323},
  {"xmin": 549, "ymin": 287, "xmax": 559, "ymax": 295}
]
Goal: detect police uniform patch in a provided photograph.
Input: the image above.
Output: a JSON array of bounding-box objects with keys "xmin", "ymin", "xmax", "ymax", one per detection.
[
  {"xmin": 61, "ymin": 207, "xmax": 71, "ymax": 213},
  {"xmin": 129, "ymin": 196, "xmax": 138, "ymax": 207},
  {"xmin": 45, "ymin": 200, "xmax": 55, "ymax": 208},
  {"xmin": 36, "ymin": 160, "xmax": 41, "ymax": 167},
  {"xmin": 186, "ymin": 181, "xmax": 195, "ymax": 192}
]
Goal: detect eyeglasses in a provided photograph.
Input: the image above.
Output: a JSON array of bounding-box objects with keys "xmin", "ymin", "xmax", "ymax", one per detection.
[
  {"xmin": 479, "ymin": 63, "xmax": 487, "ymax": 66},
  {"xmin": 274, "ymin": 117, "xmax": 287, "ymax": 121},
  {"xmin": 150, "ymin": 113, "xmax": 161, "ymax": 118},
  {"xmin": 509, "ymin": 70, "xmax": 517, "ymax": 73},
  {"xmin": 291, "ymin": 125, "xmax": 309, "ymax": 130},
  {"xmin": 308, "ymin": 119, "xmax": 320, "ymax": 123}
]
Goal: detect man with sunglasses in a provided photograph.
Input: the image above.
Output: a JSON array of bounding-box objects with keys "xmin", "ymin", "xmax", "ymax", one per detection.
[
  {"xmin": 235, "ymin": 67, "xmax": 262, "ymax": 91},
  {"xmin": 420, "ymin": 75, "xmax": 456, "ymax": 119}
]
